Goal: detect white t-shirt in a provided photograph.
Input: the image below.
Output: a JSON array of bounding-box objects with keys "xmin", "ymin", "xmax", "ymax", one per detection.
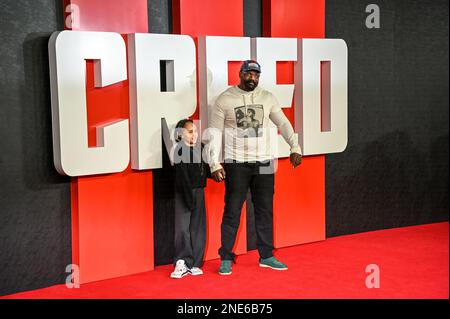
[{"xmin": 207, "ymin": 85, "xmax": 302, "ymax": 172}]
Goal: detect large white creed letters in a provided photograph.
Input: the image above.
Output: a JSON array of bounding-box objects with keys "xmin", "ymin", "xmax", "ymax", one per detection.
[
  {"xmin": 127, "ymin": 33, "xmax": 197, "ymax": 169},
  {"xmin": 48, "ymin": 31, "xmax": 129, "ymax": 176},
  {"xmin": 296, "ymin": 39, "xmax": 348, "ymax": 155},
  {"xmin": 198, "ymin": 36, "xmax": 251, "ymax": 132},
  {"xmin": 48, "ymin": 31, "xmax": 348, "ymax": 176},
  {"xmin": 251, "ymin": 37, "xmax": 298, "ymax": 158}
]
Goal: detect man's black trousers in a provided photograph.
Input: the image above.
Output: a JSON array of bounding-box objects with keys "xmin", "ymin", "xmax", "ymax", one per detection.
[{"xmin": 219, "ymin": 160, "xmax": 275, "ymax": 261}]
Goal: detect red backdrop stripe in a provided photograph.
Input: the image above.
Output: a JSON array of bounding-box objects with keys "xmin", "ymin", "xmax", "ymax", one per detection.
[
  {"xmin": 263, "ymin": 0, "xmax": 326, "ymax": 248},
  {"xmin": 64, "ymin": 0, "xmax": 153, "ymax": 284},
  {"xmin": 172, "ymin": 0, "xmax": 248, "ymax": 260}
]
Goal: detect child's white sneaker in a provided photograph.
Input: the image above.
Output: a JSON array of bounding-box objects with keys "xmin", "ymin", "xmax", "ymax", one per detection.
[
  {"xmin": 190, "ymin": 267, "xmax": 203, "ymax": 276},
  {"xmin": 170, "ymin": 260, "xmax": 190, "ymax": 279}
]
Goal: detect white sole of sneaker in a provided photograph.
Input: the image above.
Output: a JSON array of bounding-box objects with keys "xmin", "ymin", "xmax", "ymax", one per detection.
[
  {"xmin": 170, "ymin": 271, "xmax": 190, "ymax": 279},
  {"xmin": 218, "ymin": 271, "xmax": 232, "ymax": 275},
  {"xmin": 259, "ymin": 263, "xmax": 288, "ymax": 270}
]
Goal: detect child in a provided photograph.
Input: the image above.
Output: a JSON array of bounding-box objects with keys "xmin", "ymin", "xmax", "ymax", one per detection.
[{"xmin": 170, "ymin": 119, "xmax": 210, "ymax": 278}]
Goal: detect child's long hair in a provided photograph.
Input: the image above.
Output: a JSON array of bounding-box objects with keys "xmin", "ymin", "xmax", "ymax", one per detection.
[{"xmin": 174, "ymin": 119, "xmax": 194, "ymax": 142}]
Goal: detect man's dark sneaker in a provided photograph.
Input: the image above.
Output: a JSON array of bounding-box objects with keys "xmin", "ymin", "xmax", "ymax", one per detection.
[
  {"xmin": 218, "ymin": 260, "xmax": 232, "ymax": 275},
  {"xmin": 259, "ymin": 256, "xmax": 288, "ymax": 270}
]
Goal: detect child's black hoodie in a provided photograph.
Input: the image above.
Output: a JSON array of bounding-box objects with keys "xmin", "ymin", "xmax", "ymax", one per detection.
[{"xmin": 174, "ymin": 142, "xmax": 210, "ymax": 211}]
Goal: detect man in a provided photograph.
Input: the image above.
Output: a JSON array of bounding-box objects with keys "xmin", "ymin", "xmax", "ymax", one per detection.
[{"xmin": 208, "ymin": 60, "xmax": 302, "ymax": 275}]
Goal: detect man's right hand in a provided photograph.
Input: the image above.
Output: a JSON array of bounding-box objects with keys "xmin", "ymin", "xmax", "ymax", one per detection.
[{"xmin": 211, "ymin": 168, "xmax": 226, "ymax": 182}]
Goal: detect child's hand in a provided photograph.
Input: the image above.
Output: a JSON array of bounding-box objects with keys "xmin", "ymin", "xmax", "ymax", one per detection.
[{"xmin": 212, "ymin": 168, "xmax": 226, "ymax": 182}]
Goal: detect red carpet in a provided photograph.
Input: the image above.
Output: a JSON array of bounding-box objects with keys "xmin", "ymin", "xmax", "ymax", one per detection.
[{"xmin": 3, "ymin": 222, "xmax": 448, "ymax": 299}]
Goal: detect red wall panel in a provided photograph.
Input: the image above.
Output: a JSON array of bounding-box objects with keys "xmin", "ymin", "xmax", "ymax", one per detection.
[
  {"xmin": 172, "ymin": 0, "xmax": 248, "ymax": 260},
  {"xmin": 263, "ymin": 0, "xmax": 326, "ymax": 248},
  {"xmin": 64, "ymin": 0, "xmax": 153, "ymax": 284},
  {"xmin": 63, "ymin": 0, "xmax": 148, "ymax": 34}
]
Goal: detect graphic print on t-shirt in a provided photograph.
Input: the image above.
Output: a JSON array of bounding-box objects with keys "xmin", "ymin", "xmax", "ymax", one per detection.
[{"xmin": 234, "ymin": 104, "xmax": 264, "ymax": 138}]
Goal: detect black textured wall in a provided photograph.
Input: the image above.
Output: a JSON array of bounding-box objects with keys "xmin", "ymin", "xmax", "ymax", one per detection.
[
  {"xmin": 148, "ymin": 0, "xmax": 172, "ymax": 34},
  {"xmin": 325, "ymin": 0, "xmax": 449, "ymax": 236},
  {"xmin": 147, "ymin": 0, "xmax": 176, "ymax": 266},
  {"xmin": 0, "ymin": 0, "xmax": 71, "ymax": 296}
]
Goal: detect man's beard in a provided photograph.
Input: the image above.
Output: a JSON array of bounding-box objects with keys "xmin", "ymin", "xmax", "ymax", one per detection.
[{"xmin": 243, "ymin": 80, "xmax": 257, "ymax": 91}]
